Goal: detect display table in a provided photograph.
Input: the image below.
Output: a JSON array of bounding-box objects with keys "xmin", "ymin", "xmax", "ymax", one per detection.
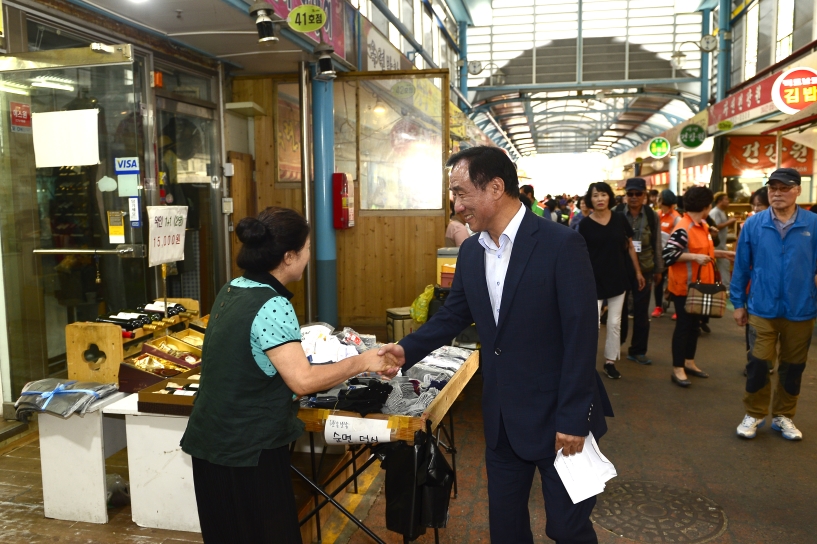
[
  {"xmin": 38, "ymin": 391, "xmax": 127, "ymax": 524},
  {"xmin": 103, "ymin": 394, "xmax": 201, "ymax": 532}
]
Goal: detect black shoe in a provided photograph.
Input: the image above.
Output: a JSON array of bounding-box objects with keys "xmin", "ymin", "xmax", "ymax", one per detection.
[
  {"xmin": 684, "ymin": 367, "xmax": 709, "ymax": 378},
  {"xmin": 604, "ymin": 364, "xmax": 622, "ymax": 379},
  {"xmin": 700, "ymin": 323, "xmax": 711, "ymax": 333},
  {"xmin": 671, "ymin": 373, "xmax": 691, "ymax": 387}
]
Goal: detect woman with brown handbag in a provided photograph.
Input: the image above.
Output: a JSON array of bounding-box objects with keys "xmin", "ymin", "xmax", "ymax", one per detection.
[{"xmin": 662, "ymin": 187, "xmax": 735, "ymax": 387}]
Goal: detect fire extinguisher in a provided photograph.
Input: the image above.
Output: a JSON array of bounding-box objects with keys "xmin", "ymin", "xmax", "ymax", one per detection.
[{"xmin": 332, "ymin": 173, "xmax": 355, "ymax": 229}]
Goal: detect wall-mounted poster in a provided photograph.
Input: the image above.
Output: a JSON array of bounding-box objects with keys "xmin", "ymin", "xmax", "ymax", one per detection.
[{"xmin": 277, "ymin": 87, "xmax": 302, "ymax": 183}]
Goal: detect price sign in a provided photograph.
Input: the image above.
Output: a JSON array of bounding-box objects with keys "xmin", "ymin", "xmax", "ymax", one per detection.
[
  {"xmin": 147, "ymin": 206, "xmax": 187, "ymax": 267},
  {"xmin": 324, "ymin": 415, "xmax": 392, "ymax": 445},
  {"xmin": 648, "ymin": 137, "xmax": 670, "ymax": 159},
  {"xmin": 287, "ymin": 5, "xmax": 327, "ymax": 33}
]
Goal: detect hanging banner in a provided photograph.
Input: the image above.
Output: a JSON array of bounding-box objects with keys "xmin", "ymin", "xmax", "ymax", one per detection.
[
  {"xmin": 147, "ymin": 206, "xmax": 188, "ymax": 267},
  {"xmin": 721, "ymin": 136, "xmax": 813, "ymax": 177}
]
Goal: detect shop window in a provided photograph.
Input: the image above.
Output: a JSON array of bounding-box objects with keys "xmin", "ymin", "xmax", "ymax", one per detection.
[
  {"xmin": 370, "ymin": 1, "xmax": 390, "ymax": 37},
  {"xmin": 27, "ymin": 20, "xmax": 91, "ymax": 51},
  {"xmin": 744, "ymin": 3, "xmax": 759, "ymax": 79},
  {"xmin": 154, "ymin": 64, "xmax": 213, "ymax": 103},
  {"xmin": 793, "ymin": 0, "xmax": 814, "ymax": 50},
  {"xmin": 776, "ymin": 0, "xmax": 795, "ymax": 62},
  {"xmin": 756, "ymin": 0, "xmax": 774, "ymax": 71}
]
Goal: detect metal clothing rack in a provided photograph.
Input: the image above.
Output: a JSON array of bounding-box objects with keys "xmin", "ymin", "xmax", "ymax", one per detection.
[{"xmin": 290, "ymin": 409, "xmax": 459, "ymax": 544}]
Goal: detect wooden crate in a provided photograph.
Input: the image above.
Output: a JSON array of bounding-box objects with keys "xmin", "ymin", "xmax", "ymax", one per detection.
[{"xmin": 137, "ymin": 378, "xmax": 199, "ymax": 416}]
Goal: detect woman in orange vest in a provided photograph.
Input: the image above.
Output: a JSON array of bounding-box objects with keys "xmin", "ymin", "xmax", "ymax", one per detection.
[{"xmin": 661, "ymin": 187, "xmax": 735, "ymax": 387}]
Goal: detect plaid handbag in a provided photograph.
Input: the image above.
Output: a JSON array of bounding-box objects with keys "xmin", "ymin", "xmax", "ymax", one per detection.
[{"xmin": 685, "ymin": 263, "xmax": 728, "ymax": 317}]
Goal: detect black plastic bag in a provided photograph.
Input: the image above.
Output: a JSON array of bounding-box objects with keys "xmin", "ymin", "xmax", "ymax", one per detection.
[
  {"xmin": 381, "ymin": 436, "xmax": 426, "ymax": 540},
  {"xmin": 418, "ymin": 432, "xmax": 454, "ymax": 528}
]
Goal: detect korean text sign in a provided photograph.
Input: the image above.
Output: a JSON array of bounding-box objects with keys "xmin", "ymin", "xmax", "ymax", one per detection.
[
  {"xmin": 722, "ymin": 136, "xmax": 813, "ymax": 177},
  {"xmin": 147, "ymin": 206, "xmax": 187, "ymax": 267}
]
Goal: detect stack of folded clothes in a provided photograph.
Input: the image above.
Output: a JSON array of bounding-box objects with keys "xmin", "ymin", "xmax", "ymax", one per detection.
[{"xmin": 15, "ymin": 379, "xmax": 118, "ymax": 420}]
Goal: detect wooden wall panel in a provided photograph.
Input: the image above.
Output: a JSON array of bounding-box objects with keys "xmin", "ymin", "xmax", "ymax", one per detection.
[{"xmin": 232, "ymin": 76, "xmax": 444, "ymax": 327}]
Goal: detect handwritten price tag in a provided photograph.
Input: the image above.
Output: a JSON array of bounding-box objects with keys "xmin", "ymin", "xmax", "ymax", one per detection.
[
  {"xmin": 147, "ymin": 206, "xmax": 188, "ymax": 267},
  {"xmin": 324, "ymin": 415, "xmax": 392, "ymax": 445}
]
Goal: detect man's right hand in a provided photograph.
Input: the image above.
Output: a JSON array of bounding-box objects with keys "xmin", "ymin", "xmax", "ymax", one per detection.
[
  {"xmin": 734, "ymin": 308, "xmax": 748, "ymax": 327},
  {"xmin": 377, "ymin": 343, "xmax": 406, "ymax": 379}
]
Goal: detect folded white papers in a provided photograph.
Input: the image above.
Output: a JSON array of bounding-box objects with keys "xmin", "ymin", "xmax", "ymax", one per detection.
[{"xmin": 553, "ymin": 432, "xmax": 616, "ymax": 504}]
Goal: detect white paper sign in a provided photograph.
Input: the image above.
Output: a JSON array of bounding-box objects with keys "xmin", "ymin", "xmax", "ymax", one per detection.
[
  {"xmin": 324, "ymin": 415, "xmax": 392, "ymax": 445},
  {"xmin": 32, "ymin": 109, "xmax": 100, "ymax": 168},
  {"xmin": 147, "ymin": 206, "xmax": 188, "ymax": 267}
]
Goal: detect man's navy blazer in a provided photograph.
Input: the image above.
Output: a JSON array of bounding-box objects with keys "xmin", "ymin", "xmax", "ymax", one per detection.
[{"xmin": 400, "ymin": 208, "xmax": 613, "ymax": 461}]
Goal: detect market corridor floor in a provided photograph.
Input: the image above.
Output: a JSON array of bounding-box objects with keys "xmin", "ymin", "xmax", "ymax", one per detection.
[
  {"xmin": 335, "ymin": 313, "xmax": 817, "ymax": 543},
  {"xmin": 1, "ymin": 314, "xmax": 817, "ymax": 542}
]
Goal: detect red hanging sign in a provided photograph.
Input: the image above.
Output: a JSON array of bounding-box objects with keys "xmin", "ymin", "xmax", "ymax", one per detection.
[
  {"xmin": 721, "ymin": 136, "xmax": 813, "ymax": 177},
  {"xmin": 771, "ymin": 66, "xmax": 817, "ymax": 114}
]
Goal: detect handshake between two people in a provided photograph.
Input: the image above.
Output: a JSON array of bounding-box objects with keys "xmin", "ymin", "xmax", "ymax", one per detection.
[{"xmin": 357, "ymin": 343, "xmax": 407, "ymax": 380}]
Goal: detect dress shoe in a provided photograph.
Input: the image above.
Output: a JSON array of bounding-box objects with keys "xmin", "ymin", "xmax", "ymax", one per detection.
[
  {"xmin": 671, "ymin": 373, "xmax": 691, "ymax": 387},
  {"xmin": 700, "ymin": 322, "xmax": 711, "ymax": 333},
  {"xmin": 684, "ymin": 367, "xmax": 709, "ymax": 378}
]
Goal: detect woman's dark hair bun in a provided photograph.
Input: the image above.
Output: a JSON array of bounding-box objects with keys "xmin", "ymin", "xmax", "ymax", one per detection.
[{"xmin": 236, "ymin": 216, "xmax": 269, "ymax": 247}]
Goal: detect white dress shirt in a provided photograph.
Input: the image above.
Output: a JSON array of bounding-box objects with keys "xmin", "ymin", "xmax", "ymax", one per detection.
[{"xmin": 478, "ymin": 203, "xmax": 526, "ymax": 324}]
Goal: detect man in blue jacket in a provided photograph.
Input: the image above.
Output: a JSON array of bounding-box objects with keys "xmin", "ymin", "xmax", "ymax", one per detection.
[
  {"xmin": 379, "ymin": 146, "xmax": 612, "ymax": 543},
  {"xmin": 731, "ymin": 168, "xmax": 817, "ymax": 441}
]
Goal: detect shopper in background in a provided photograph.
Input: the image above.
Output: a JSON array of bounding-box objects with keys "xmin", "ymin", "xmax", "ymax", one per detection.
[
  {"xmin": 648, "ymin": 189, "xmax": 660, "ymax": 208},
  {"xmin": 749, "ymin": 187, "xmax": 769, "ymax": 216},
  {"xmin": 662, "ymin": 187, "xmax": 734, "ymax": 388},
  {"xmin": 653, "ymin": 189, "xmax": 681, "ymax": 318},
  {"xmin": 543, "ymin": 199, "xmax": 558, "ymax": 221},
  {"xmin": 579, "ymin": 182, "xmax": 644, "ymax": 379},
  {"xmin": 521, "ymin": 184, "xmax": 544, "ymax": 217},
  {"xmin": 379, "ymin": 146, "xmax": 613, "ymax": 544},
  {"xmin": 446, "ymin": 200, "xmax": 470, "ymax": 247},
  {"xmin": 571, "ymin": 197, "xmax": 590, "ymax": 230},
  {"xmin": 709, "ymin": 192, "xmax": 737, "ymax": 290},
  {"xmin": 731, "ymin": 168, "xmax": 817, "ymax": 441},
  {"xmin": 615, "ymin": 178, "xmax": 662, "ymax": 366},
  {"xmin": 181, "ymin": 207, "xmax": 399, "ymax": 543}
]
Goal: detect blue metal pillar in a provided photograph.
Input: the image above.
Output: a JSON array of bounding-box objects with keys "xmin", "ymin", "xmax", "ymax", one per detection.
[
  {"xmin": 716, "ymin": 0, "xmax": 731, "ymax": 101},
  {"xmin": 459, "ymin": 21, "xmax": 468, "ymax": 104},
  {"xmin": 311, "ymin": 68, "xmax": 338, "ymax": 327},
  {"xmin": 700, "ymin": 8, "xmax": 711, "ymax": 108}
]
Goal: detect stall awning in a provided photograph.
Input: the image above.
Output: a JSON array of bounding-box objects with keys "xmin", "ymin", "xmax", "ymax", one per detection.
[{"xmin": 761, "ymin": 102, "xmax": 817, "ymax": 134}]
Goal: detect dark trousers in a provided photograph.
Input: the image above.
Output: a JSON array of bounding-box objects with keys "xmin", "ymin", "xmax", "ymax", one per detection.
[
  {"xmin": 486, "ymin": 418, "xmax": 598, "ymax": 544},
  {"xmin": 191, "ymin": 446, "xmax": 301, "ymax": 544},
  {"xmin": 620, "ymin": 276, "xmax": 653, "ymax": 356},
  {"xmin": 671, "ymin": 295, "xmax": 702, "ymax": 367},
  {"xmin": 653, "ymin": 274, "xmax": 665, "ymax": 309}
]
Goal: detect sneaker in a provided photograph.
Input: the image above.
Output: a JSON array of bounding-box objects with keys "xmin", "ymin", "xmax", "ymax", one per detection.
[
  {"xmin": 604, "ymin": 363, "xmax": 622, "ymax": 379},
  {"xmin": 772, "ymin": 416, "xmax": 803, "ymax": 440},
  {"xmin": 672, "ymin": 313, "xmax": 677, "ymax": 320},
  {"xmin": 651, "ymin": 307, "xmax": 663, "ymax": 318},
  {"xmin": 737, "ymin": 414, "xmax": 766, "ymax": 438},
  {"xmin": 700, "ymin": 322, "xmax": 711, "ymax": 333},
  {"xmin": 627, "ymin": 354, "xmax": 652, "ymax": 365}
]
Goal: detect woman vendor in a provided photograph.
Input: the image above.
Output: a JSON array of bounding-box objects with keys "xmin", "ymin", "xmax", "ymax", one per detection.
[{"xmin": 181, "ymin": 207, "xmax": 399, "ymax": 543}]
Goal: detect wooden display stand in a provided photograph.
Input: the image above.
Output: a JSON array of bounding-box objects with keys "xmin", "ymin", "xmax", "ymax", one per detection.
[{"xmin": 65, "ymin": 298, "xmax": 200, "ymax": 384}]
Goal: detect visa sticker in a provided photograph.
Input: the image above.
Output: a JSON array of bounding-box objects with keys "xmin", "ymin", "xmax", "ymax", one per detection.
[{"xmin": 115, "ymin": 157, "xmax": 140, "ymax": 174}]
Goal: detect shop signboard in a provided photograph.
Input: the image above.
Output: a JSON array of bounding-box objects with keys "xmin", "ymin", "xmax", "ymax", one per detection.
[
  {"xmin": 679, "ymin": 124, "xmax": 706, "ymax": 149},
  {"xmin": 261, "ymin": 0, "xmax": 344, "ymax": 60},
  {"xmin": 707, "ymin": 74, "xmax": 779, "ymax": 133},
  {"xmin": 362, "ymin": 17, "xmax": 412, "ymax": 71},
  {"xmin": 771, "ymin": 66, "xmax": 817, "ymax": 114},
  {"xmin": 287, "ymin": 4, "xmax": 327, "ymax": 32},
  {"xmin": 721, "ymin": 135, "xmax": 813, "ymax": 177},
  {"xmin": 648, "ymin": 137, "xmax": 670, "ymax": 159}
]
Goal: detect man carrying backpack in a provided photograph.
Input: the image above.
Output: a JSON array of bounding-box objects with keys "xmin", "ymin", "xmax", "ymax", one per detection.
[{"xmin": 617, "ymin": 177, "xmax": 663, "ymax": 365}]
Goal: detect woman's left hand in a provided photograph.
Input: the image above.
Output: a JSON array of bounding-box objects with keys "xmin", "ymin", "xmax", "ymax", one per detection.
[{"xmin": 636, "ymin": 273, "xmax": 646, "ymax": 291}]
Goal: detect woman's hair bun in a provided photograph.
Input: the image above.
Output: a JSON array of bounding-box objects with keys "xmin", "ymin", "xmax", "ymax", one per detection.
[{"xmin": 236, "ymin": 216, "xmax": 270, "ymax": 247}]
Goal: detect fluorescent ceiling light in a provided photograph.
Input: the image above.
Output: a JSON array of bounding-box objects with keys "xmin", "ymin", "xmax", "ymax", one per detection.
[
  {"xmin": 0, "ymin": 82, "xmax": 30, "ymax": 96},
  {"xmin": 31, "ymin": 81, "xmax": 74, "ymax": 91}
]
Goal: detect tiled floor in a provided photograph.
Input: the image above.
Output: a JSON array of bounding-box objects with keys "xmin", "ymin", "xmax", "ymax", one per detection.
[{"xmin": 2, "ymin": 313, "xmax": 817, "ymax": 543}]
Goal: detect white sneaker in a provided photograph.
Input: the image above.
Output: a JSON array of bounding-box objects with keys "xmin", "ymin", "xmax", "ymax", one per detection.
[
  {"xmin": 737, "ymin": 414, "xmax": 765, "ymax": 438},
  {"xmin": 772, "ymin": 416, "xmax": 803, "ymax": 440}
]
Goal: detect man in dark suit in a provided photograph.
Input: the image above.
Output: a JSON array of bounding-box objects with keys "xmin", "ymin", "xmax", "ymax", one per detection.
[{"xmin": 379, "ymin": 146, "xmax": 612, "ymax": 543}]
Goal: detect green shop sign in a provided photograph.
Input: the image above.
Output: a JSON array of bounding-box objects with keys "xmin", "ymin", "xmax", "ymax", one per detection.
[
  {"xmin": 679, "ymin": 124, "xmax": 706, "ymax": 149},
  {"xmin": 648, "ymin": 137, "xmax": 670, "ymax": 159}
]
